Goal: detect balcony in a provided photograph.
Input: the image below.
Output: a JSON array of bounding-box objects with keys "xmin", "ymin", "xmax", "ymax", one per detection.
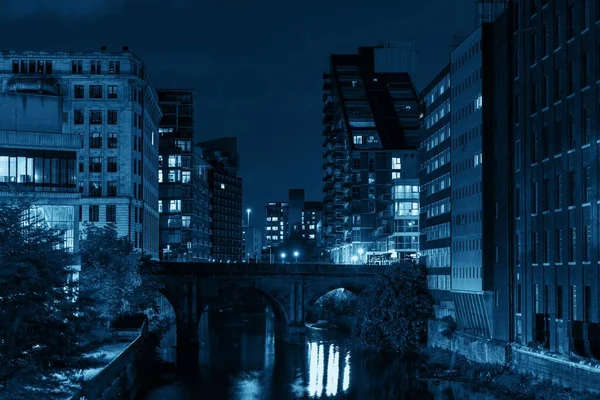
[
  {"xmin": 8, "ymin": 76, "xmax": 60, "ymax": 95},
  {"xmin": 322, "ymin": 101, "xmax": 334, "ymax": 114},
  {"xmin": 377, "ymin": 210, "xmax": 392, "ymax": 219}
]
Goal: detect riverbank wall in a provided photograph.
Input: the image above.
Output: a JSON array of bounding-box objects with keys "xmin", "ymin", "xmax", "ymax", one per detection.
[
  {"xmin": 71, "ymin": 322, "xmax": 148, "ymax": 400},
  {"xmin": 427, "ymin": 319, "xmax": 600, "ymax": 393}
]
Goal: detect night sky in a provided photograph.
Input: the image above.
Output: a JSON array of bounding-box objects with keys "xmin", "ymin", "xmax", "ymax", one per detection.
[{"xmin": 0, "ymin": 0, "xmax": 472, "ymax": 218}]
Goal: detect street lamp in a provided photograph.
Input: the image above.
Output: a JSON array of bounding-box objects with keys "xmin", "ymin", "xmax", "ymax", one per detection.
[
  {"xmin": 294, "ymin": 251, "xmax": 299, "ymax": 263},
  {"xmin": 358, "ymin": 248, "xmax": 364, "ymax": 264},
  {"xmin": 351, "ymin": 255, "xmax": 358, "ymax": 264},
  {"xmin": 281, "ymin": 252, "xmax": 286, "ymax": 263},
  {"xmin": 246, "ymin": 208, "xmax": 252, "ymax": 227}
]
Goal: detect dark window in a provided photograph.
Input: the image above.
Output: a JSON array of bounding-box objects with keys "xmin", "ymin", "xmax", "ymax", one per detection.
[
  {"xmin": 542, "ymin": 24, "xmax": 549, "ymax": 57},
  {"xmin": 107, "ymin": 157, "xmax": 117, "ymax": 173},
  {"xmin": 532, "ymin": 232, "xmax": 539, "ymax": 263},
  {"xmin": 532, "ymin": 182, "xmax": 538, "ymax": 213},
  {"xmin": 530, "ymin": 32, "xmax": 536, "ymax": 64},
  {"xmin": 553, "ymin": 68, "xmax": 561, "ymax": 101},
  {"xmin": 542, "ymin": 124, "xmax": 550, "ymax": 158},
  {"xmin": 568, "ymin": 5, "xmax": 576, "ymax": 39},
  {"xmin": 109, "ymin": 61, "xmax": 121, "ymax": 74},
  {"xmin": 108, "ymin": 132, "xmax": 118, "ymax": 148},
  {"xmin": 554, "ymin": 15, "xmax": 561, "ymax": 49},
  {"xmin": 582, "ymin": 51, "xmax": 590, "ymax": 87},
  {"xmin": 554, "ymin": 118, "xmax": 562, "ymax": 154},
  {"xmin": 568, "ymin": 59, "xmax": 575, "ymax": 94},
  {"xmin": 515, "ymin": 187, "xmax": 521, "ymax": 217},
  {"xmin": 515, "ymin": 94, "xmax": 520, "ymax": 122},
  {"xmin": 74, "ymin": 85, "xmax": 84, "ymax": 99},
  {"xmin": 583, "ymin": 225, "xmax": 591, "ymax": 262},
  {"xmin": 89, "ymin": 205, "xmax": 99, "ymax": 222},
  {"xmin": 90, "ymin": 110, "xmax": 102, "ymax": 125},
  {"xmin": 556, "ymin": 174, "xmax": 563, "ymax": 209},
  {"xmin": 28, "ymin": 60, "xmax": 35, "ymax": 74},
  {"xmin": 36, "ymin": 60, "xmax": 44, "ymax": 74},
  {"xmin": 530, "ymin": 83, "xmax": 537, "ymax": 114},
  {"xmin": 108, "ymin": 85, "xmax": 118, "ymax": 99},
  {"xmin": 568, "ymin": 114, "xmax": 576, "ymax": 149},
  {"xmin": 108, "ymin": 110, "xmax": 118, "ymax": 125},
  {"xmin": 71, "ymin": 60, "xmax": 82, "ymax": 74},
  {"xmin": 90, "ymin": 132, "xmax": 102, "ymax": 148},
  {"xmin": 557, "ymin": 285, "xmax": 563, "ymax": 318},
  {"xmin": 11, "ymin": 60, "xmax": 19, "ymax": 73},
  {"xmin": 74, "ymin": 110, "xmax": 84, "ymax": 124},
  {"xmin": 583, "ymin": 0, "xmax": 590, "ymax": 30},
  {"xmin": 513, "ymin": 1, "xmax": 519, "ymax": 31},
  {"xmin": 106, "ymin": 205, "xmax": 117, "ymax": 222},
  {"xmin": 90, "ymin": 60, "xmax": 102, "ymax": 74},
  {"xmin": 543, "ymin": 178, "xmax": 550, "ymax": 211},
  {"xmin": 89, "ymin": 181, "xmax": 102, "ymax": 197},
  {"xmin": 583, "ymin": 108, "xmax": 591, "ymax": 144},
  {"xmin": 543, "ymin": 231, "xmax": 550, "ymax": 263},
  {"xmin": 107, "ymin": 181, "xmax": 117, "ymax": 197},
  {"xmin": 556, "ymin": 229, "xmax": 563, "ymax": 262},
  {"xmin": 79, "ymin": 205, "xmax": 82, "ymax": 222},
  {"xmin": 78, "ymin": 159, "xmax": 84, "ymax": 173},
  {"xmin": 89, "ymin": 157, "xmax": 102, "ymax": 173},
  {"xmin": 584, "ymin": 166, "xmax": 591, "ymax": 203},
  {"xmin": 584, "ymin": 286, "xmax": 592, "ymax": 322},
  {"xmin": 89, "ymin": 85, "xmax": 102, "ymax": 99},
  {"xmin": 569, "ymin": 170, "xmax": 576, "ymax": 206},
  {"xmin": 45, "ymin": 60, "xmax": 52, "ymax": 74},
  {"xmin": 517, "ymin": 283, "xmax": 522, "ymax": 314},
  {"xmin": 542, "ymin": 75, "xmax": 549, "ymax": 108},
  {"xmin": 569, "ymin": 227, "xmax": 576, "ymax": 262}
]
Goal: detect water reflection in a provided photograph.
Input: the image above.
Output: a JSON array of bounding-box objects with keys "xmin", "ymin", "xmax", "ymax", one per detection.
[{"xmin": 146, "ymin": 310, "xmax": 506, "ymax": 400}]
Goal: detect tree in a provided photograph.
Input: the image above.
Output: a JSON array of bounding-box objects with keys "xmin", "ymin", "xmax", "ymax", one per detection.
[
  {"xmin": 0, "ymin": 197, "xmax": 100, "ymax": 396},
  {"xmin": 353, "ymin": 262, "xmax": 433, "ymax": 355},
  {"xmin": 79, "ymin": 223, "xmax": 162, "ymax": 323}
]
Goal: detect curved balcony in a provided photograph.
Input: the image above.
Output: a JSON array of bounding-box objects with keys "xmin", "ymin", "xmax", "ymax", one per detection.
[{"xmin": 8, "ymin": 76, "xmax": 60, "ymax": 95}]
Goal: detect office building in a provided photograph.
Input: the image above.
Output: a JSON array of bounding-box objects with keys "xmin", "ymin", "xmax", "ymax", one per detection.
[
  {"xmin": 264, "ymin": 202, "xmax": 289, "ymax": 248},
  {"xmin": 288, "ymin": 188, "xmax": 305, "ymax": 236},
  {"xmin": 300, "ymin": 201, "xmax": 322, "ymax": 244},
  {"xmin": 0, "ymin": 92, "xmax": 81, "ymax": 268},
  {"xmin": 513, "ymin": 0, "xmax": 600, "ymax": 358},
  {"xmin": 419, "ymin": 65, "xmax": 453, "ymax": 318},
  {"xmin": 157, "ymin": 90, "xmax": 210, "ymax": 261},
  {"xmin": 448, "ymin": 9, "xmax": 512, "ymax": 340},
  {"xmin": 0, "ymin": 49, "xmax": 162, "ymax": 258},
  {"xmin": 322, "ymin": 43, "xmax": 421, "ymax": 264},
  {"xmin": 199, "ymin": 137, "xmax": 242, "ymax": 263}
]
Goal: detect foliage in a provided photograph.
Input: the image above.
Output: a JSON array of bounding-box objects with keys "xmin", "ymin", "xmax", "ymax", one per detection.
[
  {"xmin": 79, "ymin": 223, "xmax": 163, "ymax": 324},
  {"xmin": 352, "ymin": 262, "xmax": 433, "ymax": 355},
  {"xmin": 0, "ymin": 197, "xmax": 101, "ymax": 396}
]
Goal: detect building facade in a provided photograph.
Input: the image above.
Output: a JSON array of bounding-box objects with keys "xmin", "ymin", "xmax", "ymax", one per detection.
[
  {"xmin": 419, "ymin": 65, "xmax": 453, "ymax": 318},
  {"xmin": 242, "ymin": 225, "xmax": 262, "ymax": 262},
  {"xmin": 0, "ymin": 92, "xmax": 81, "ymax": 267},
  {"xmin": 199, "ymin": 137, "xmax": 242, "ymax": 263},
  {"xmin": 288, "ymin": 188, "xmax": 305, "ymax": 236},
  {"xmin": 448, "ymin": 12, "xmax": 512, "ymax": 341},
  {"xmin": 322, "ymin": 44, "xmax": 421, "ymax": 264},
  {"xmin": 264, "ymin": 202, "xmax": 289, "ymax": 248},
  {"xmin": 157, "ymin": 90, "xmax": 210, "ymax": 261},
  {"xmin": 300, "ymin": 200, "xmax": 322, "ymax": 244},
  {"xmin": 513, "ymin": 0, "xmax": 600, "ymax": 357},
  {"xmin": 0, "ymin": 49, "xmax": 162, "ymax": 258}
]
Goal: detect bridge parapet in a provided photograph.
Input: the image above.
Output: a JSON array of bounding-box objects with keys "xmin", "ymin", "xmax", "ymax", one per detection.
[{"xmin": 158, "ymin": 261, "xmax": 382, "ymax": 276}]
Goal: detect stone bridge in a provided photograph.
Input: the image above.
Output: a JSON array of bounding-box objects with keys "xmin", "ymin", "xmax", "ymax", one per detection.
[{"xmin": 156, "ymin": 262, "xmax": 380, "ymax": 364}]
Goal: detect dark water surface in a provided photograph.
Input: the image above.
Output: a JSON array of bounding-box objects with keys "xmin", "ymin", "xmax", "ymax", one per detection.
[{"xmin": 143, "ymin": 311, "xmax": 504, "ymax": 400}]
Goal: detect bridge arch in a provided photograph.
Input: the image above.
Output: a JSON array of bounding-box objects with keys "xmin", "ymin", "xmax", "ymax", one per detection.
[
  {"xmin": 306, "ymin": 288, "xmax": 359, "ymax": 324},
  {"xmin": 197, "ymin": 285, "xmax": 290, "ymax": 341}
]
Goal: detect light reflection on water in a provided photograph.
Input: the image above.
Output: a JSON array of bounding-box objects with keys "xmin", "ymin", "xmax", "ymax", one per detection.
[{"xmin": 145, "ymin": 311, "xmax": 505, "ymax": 400}]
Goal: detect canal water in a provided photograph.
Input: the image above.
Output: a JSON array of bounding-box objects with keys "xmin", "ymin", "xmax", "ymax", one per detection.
[{"xmin": 144, "ymin": 309, "xmax": 504, "ymax": 400}]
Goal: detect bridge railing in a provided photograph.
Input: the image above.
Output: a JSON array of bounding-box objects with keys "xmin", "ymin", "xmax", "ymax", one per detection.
[{"xmin": 157, "ymin": 261, "xmax": 383, "ymax": 275}]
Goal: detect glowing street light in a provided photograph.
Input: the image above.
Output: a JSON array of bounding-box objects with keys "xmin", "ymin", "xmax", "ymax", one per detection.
[
  {"xmin": 293, "ymin": 251, "xmax": 299, "ymax": 263},
  {"xmin": 351, "ymin": 255, "xmax": 358, "ymax": 264},
  {"xmin": 358, "ymin": 248, "xmax": 364, "ymax": 255},
  {"xmin": 281, "ymin": 252, "xmax": 286, "ymax": 263},
  {"xmin": 246, "ymin": 208, "xmax": 252, "ymax": 227}
]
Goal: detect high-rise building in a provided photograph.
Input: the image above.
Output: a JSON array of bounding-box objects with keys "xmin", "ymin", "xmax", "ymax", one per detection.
[
  {"xmin": 288, "ymin": 188, "xmax": 305, "ymax": 236},
  {"xmin": 242, "ymin": 225, "xmax": 262, "ymax": 262},
  {"xmin": 300, "ymin": 201, "xmax": 322, "ymax": 244},
  {"xmin": 264, "ymin": 202, "xmax": 289, "ymax": 248},
  {"xmin": 513, "ymin": 0, "xmax": 600, "ymax": 358},
  {"xmin": 419, "ymin": 65, "xmax": 453, "ymax": 319},
  {"xmin": 0, "ymin": 49, "xmax": 163, "ymax": 258},
  {"xmin": 157, "ymin": 90, "xmax": 210, "ymax": 261},
  {"xmin": 447, "ymin": 11, "xmax": 512, "ymax": 340},
  {"xmin": 0, "ymin": 92, "xmax": 81, "ymax": 269},
  {"xmin": 322, "ymin": 43, "xmax": 421, "ymax": 264},
  {"xmin": 199, "ymin": 137, "xmax": 242, "ymax": 263}
]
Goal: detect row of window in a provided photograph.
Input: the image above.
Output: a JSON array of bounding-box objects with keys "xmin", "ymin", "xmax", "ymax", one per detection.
[
  {"xmin": 421, "ymin": 247, "xmax": 450, "ymax": 268},
  {"xmin": 74, "ymin": 84, "xmax": 118, "ymax": 99},
  {"xmin": 421, "ymin": 197, "xmax": 451, "ymax": 219},
  {"xmin": 85, "ymin": 157, "xmax": 118, "ymax": 173},
  {"xmin": 73, "ymin": 109, "xmax": 118, "ymax": 125},
  {"xmin": 85, "ymin": 204, "xmax": 117, "ymax": 222},
  {"xmin": 523, "ymin": 223, "xmax": 597, "ymax": 265},
  {"xmin": 0, "ymin": 156, "xmax": 76, "ymax": 185},
  {"xmin": 421, "ymin": 124, "xmax": 450, "ymax": 153},
  {"xmin": 427, "ymin": 274, "xmax": 451, "ymax": 290},
  {"xmin": 424, "ymin": 99, "xmax": 450, "ymax": 129},
  {"xmin": 421, "ymin": 173, "xmax": 451, "ymax": 196},
  {"xmin": 88, "ymin": 132, "xmax": 118, "ymax": 149},
  {"xmin": 424, "ymin": 74, "xmax": 450, "ymax": 106},
  {"xmin": 422, "ymin": 222, "xmax": 451, "ymax": 241}
]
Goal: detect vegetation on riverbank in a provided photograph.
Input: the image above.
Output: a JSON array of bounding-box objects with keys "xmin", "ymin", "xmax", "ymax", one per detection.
[
  {"xmin": 352, "ymin": 262, "xmax": 433, "ymax": 355},
  {"xmin": 421, "ymin": 347, "xmax": 596, "ymax": 399}
]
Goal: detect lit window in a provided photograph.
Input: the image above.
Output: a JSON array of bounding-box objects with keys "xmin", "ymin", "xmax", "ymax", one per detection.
[
  {"xmin": 392, "ymin": 157, "xmax": 401, "ymax": 170},
  {"xmin": 353, "ymin": 136, "xmax": 363, "ymax": 144},
  {"xmin": 220, "ymin": 183, "xmax": 225, "ymax": 189},
  {"xmin": 168, "ymin": 155, "xmax": 181, "ymax": 167},
  {"xmin": 475, "ymin": 94, "xmax": 483, "ymax": 109}
]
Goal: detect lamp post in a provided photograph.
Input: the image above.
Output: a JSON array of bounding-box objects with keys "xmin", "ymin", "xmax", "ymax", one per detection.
[
  {"xmin": 351, "ymin": 255, "xmax": 358, "ymax": 264},
  {"xmin": 281, "ymin": 252, "xmax": 286, "ymax": 263},
  {"xmin": 358, "ymin": 248, "xmax": 364, "ymax": 264},
  {"xmin": 294, "ymin": 251, "xmax": 299, "ymax": 263},
  {"xmin": 246, "ymin": 208, "xmax": 252, "ymax": 227}
]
